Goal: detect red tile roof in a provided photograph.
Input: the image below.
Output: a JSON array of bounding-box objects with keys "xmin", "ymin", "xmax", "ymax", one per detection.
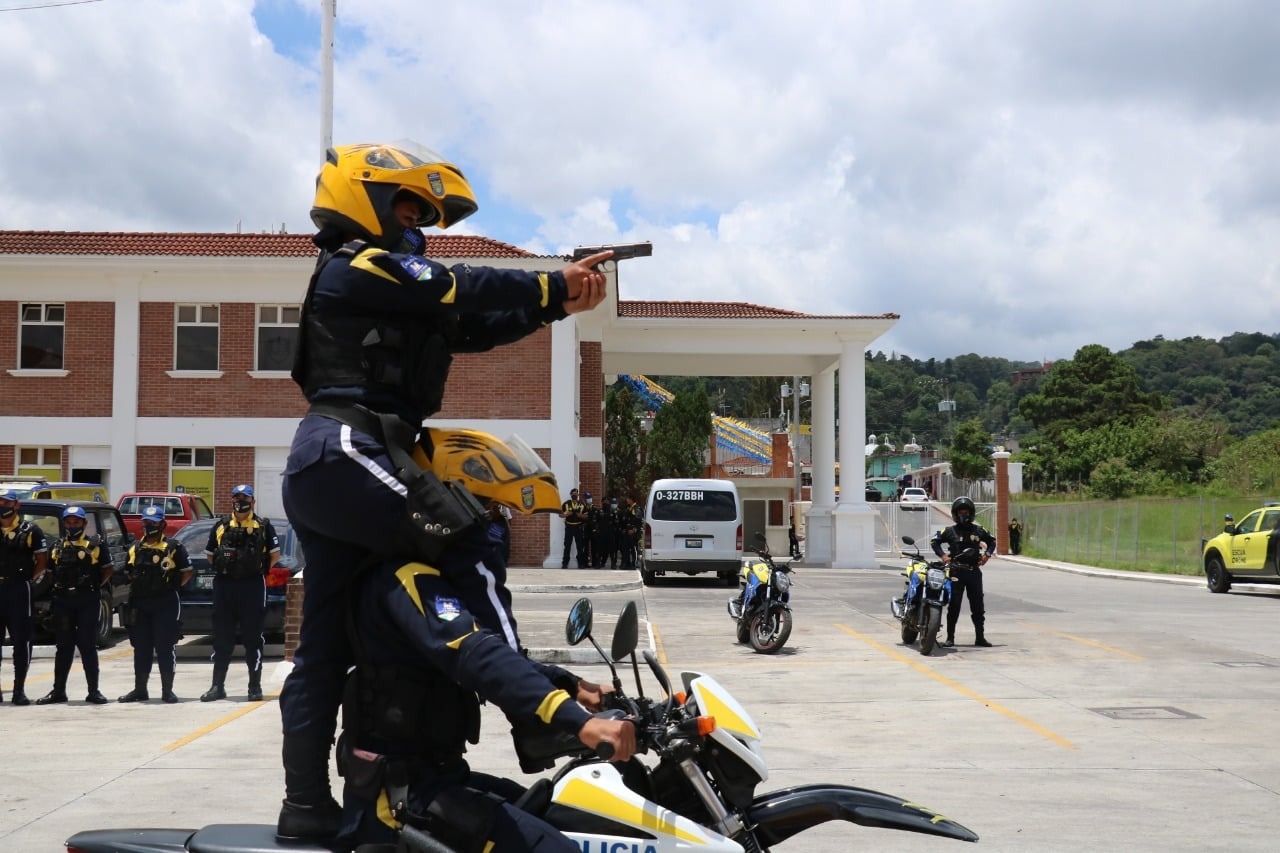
[
  {"xmin": 0, "ymin": 230, "xmax": 537, "ymax": 258},
  {"xmin": 618, "ymin": 300, "xmax": 898, "ymax": 320}
]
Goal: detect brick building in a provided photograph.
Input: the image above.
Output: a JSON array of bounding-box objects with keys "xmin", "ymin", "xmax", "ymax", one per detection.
[{"xmin": 1, "ymin": 230, "xmax": 898, "ymax": 568}]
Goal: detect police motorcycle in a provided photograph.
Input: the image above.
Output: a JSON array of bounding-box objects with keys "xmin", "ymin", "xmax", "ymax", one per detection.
[
  {"xmin": 890, "ymin": 536, "xmax": 972, "ymax": 656},
  {"xmin": 726, "ymin": 532, "xmax": 794, "ymax": 653},
  {"xmin": 500, "ymin": 595, "xmax": 978, "ymax": 851}
]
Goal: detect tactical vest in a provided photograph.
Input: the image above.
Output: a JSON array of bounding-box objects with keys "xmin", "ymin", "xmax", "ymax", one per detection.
[
  {"xmin": 212, "ymin": 521, "xmax": 266, "ymax": 579},
  {"xmin": 341, "ymin": 661, "xmax": 480, "ymax": 761},
  {"xmin": 51, "ymin": 536, "xmax": 101, "ymax": 595},
  {"xmin": 292, "ymin": 241, "xmax": 458, "ymax": 419},
  {"xmin": 130, "ymin": 539, "xmax": 182, "ymax": 596},
  {"xmin": 0, "ymin": 522, "xmax": 38, "ymax": 581}
]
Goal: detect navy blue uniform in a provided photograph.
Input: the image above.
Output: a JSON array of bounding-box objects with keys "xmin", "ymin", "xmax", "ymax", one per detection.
[
  {"xmin": 204, "ymin": 515, "xmax": 279, "ymax": 685},
  {"xmin": 338, "ymin": 533, "xmax": 586, "ymax": 850},
  {"xmin": 125, "ymin": 535, "xmax": 191, "ymax": 694},
  {"xmin": 281, "ymin": 237, "xmax": 574, "ymax": 748},
  {"xmin": 931, "ymin": 522, "xmax": 997, "ymax": 642},
  {"xmin": 0, "ymin": 518, "xmax": 46, "ymax": 702},
  {"xmin": 46, "ymin": 533, "xmax": 111, "ymax": 698}
]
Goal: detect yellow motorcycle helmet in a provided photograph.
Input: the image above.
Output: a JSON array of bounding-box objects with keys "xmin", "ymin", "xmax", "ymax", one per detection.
[
  {"xmin": 311, "ymin": 141, "xmax": 479, "ymax": 247},
  {"xmin": 414, "ymin": 428, "xmax": 561, "ymax": 515}
]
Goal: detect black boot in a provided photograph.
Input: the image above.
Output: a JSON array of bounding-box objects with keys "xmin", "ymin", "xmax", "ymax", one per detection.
[
  {"xmin": 11, "ymin": 672, "xmax": 29, "ymax": 705},
  {"xmin": 276, "ymin": 734, "xmax": 342, "ymax": 841},
  {"xmin": 85, "ymin": 669, "xmax": 108, "ymax": 704},
  {"xmin": 938, "ymin": 635, "xmax": 955, "ymax": 648},
  {"xmin": 974, "ymin": 633, "xmax": 993, "ymax": 647},
  {"xmin": 36, "ymin": 688, "xmax": 69, "ymax": 705},
  {"xmin": 201, "ymin": 662, "xmax": 228, "ymax": 702},
  {"xmin": 160, "ymin": 670, "xmax": 178, "ymax": 704},
  {"xmin": 247, "ymin": 669, "xmax": 263, "ymax": 702}
]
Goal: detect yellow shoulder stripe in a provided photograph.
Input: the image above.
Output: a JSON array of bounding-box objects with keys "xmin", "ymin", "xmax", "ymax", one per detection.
[
  {"xmin": 394, "ymin": 562, "xmax": 441, "ymax": 615},
  {"xmin": 350, "ymin": 249, "xmax": 401, "ymax": 284}
]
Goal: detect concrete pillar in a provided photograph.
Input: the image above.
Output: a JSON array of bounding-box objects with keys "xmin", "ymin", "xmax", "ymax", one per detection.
[
  {"xmin": 806, "ymin": 368, "xmax": 837, "ymax": 564},
  {"xmin": 993, "ymin": 451, "xmax": 1011, "ymax": 554},
  {"xmin": 831, "ymin": 340, "xmax": 877, "ymax": 568}
]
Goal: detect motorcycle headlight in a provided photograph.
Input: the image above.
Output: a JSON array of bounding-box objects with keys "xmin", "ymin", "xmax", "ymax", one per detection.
[
  {"xmin": 926, "ymin": 567, "xmax": 947, "ymax": 589},
  {"xmin": 775, "ymin": 570, "xmax": 791, "ymax": 593}
]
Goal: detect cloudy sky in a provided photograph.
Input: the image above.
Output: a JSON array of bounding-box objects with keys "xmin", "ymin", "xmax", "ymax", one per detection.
[{"xmin": 2, "ymin": 0, "xmax": 1277, "ymax": 362}]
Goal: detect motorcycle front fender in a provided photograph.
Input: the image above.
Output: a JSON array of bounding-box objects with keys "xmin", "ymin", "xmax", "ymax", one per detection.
[{"xmin": 747, "ymin": 783, "xmax": 979, "ymax": 844}]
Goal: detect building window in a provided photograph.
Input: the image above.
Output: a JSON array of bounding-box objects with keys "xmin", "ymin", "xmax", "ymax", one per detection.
[
  {"xmin": 170, "ymin": 447, "xmax": 216, "ymax": 507},
  {"xmin": 16, "ymin": 446, "xmax": 62, "ymax": 480},
  {"xmin": 256, "ymin": 304, "xmax": 301, "ymax": 372},
  {"xmin": 19, "ymin": 303, "xmax": 65, "ymax": 369},
  {"xmin": 175, "ymin": 304, "xmax": 219, "ymax": 371}
]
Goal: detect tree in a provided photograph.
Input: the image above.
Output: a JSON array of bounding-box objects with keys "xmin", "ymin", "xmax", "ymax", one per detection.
[
  {"xmin": 949, "ymin": 418, "xmax": 993, "ymax": 481},
  {"xmin": 642, "ymin": 386, "xmax": 713, "ymax": 483},
  {"xmin": 604, "ymin": 385, "xmax": 645, "ymax": 501},
  {"xmin": 1019, "ymin": 344, "xmax": 1164, "ymax": 439}
]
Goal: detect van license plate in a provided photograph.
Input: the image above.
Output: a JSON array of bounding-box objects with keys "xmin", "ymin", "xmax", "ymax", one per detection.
[
  {"xmin": 195, "ymin": 576, "xmax": 214, "ymax": 590},
  {"xmin": 685, "ymin": 539, "xmax": 703, "ymax": 548}
]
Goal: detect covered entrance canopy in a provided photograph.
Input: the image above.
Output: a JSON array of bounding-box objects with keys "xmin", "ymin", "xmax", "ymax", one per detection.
[{"xmin": 582, "ymin": 297, "xmax": 898, "ymax": 568}]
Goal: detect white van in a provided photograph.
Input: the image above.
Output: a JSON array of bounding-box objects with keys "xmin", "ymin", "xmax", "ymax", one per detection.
[{"xmin": 642, "ymin": 478, "xmax": 743, "ymax": 586}]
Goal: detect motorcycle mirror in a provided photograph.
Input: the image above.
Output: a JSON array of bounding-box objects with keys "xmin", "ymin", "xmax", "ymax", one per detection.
[
  {"xmin": 754, "ymin": 531, "xmax": 767, "ymax": 545},
  {"xmin": 610, "ymin": 600, "xmax": 639, "ymax": 662},
  {"xmin": 902, "ymin": 535, "xmax": 916, "ymax": 546},
  {"xmin": 565, "ymin": 598, "xmax": 593, "ymax": 646}
]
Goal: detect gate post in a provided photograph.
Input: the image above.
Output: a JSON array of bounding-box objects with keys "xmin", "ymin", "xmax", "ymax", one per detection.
[{"xmin": 992, "ymin": 451, "xmax": 1011, "ymax": 555}]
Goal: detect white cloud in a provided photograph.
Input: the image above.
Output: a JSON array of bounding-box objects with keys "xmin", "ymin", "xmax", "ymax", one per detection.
[{"xmin": 1, "ymin": 0, "xmax": 1277, "ymax": 360}]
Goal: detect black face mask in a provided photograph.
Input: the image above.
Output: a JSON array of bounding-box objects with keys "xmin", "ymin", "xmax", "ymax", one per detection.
[
  {"xmin": 0, "ymin": 506, "xmax": 15, "ymax": 519},
  {"xmin": 143, "ymin": 523, "xmax": 165, "ymax": 537},
  {"xmin": 233, "ymin": 500, "xmax": 253, "ymax": 514}
]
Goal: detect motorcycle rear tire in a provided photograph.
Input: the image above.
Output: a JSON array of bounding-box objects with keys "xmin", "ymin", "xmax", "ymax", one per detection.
[
  {"xmin": 919, "ymin": 607, "xmax": 942, "ymax": 655},
  {"xmin": 749, "ymin": 607, "xmax": 793, "ymax": 654}
]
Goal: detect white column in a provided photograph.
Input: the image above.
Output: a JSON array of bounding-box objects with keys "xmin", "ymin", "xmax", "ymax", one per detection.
[
  {"xmin": 110, "ymin": 279, "xmax": 141, "ymax": 494},
  {"xmin": 545, "ymin": 320, "xmax": 580, "ymax": 566},
  {"xmin": 831, "ymin": 339, "xmax": 878, "ymax": 567},
  {"xmin": 806, "ymin": 367, "xmax": 837, "ymax": 563}
]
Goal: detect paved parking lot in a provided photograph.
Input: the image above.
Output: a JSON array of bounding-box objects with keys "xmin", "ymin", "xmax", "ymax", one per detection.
[{"xmin": 3, "ymin": 559, "xmax": 1279, "ymax": 851}]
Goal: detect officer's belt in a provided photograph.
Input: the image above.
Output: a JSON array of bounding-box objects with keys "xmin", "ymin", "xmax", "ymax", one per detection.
[{"xmin": 309, "ymin": 401, "xmax": 419, "ymax": 452}]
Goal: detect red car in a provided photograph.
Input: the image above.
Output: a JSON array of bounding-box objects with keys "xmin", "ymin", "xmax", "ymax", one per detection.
[{"xmin": 116, "ymin": 492, "xmax": 216, "ymax": 540}]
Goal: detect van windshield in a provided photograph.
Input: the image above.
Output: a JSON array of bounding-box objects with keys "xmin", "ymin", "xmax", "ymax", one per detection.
[{"xmin": 651, "ymin": 489, "xmax": 737, "ymax": 522}]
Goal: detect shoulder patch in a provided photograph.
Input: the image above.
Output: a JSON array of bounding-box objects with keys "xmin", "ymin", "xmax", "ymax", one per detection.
[
  {"xmin": 399, "ymin": 255, "xmax": 434, "ymax": 280},
  {"xmin": 433, "ymin": 596, "xmax": 462, "ymax": 622}
]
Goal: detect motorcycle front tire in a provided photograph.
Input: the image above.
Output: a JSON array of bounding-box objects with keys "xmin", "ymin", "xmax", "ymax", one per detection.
[
  {"xmin": 919, "ymin": 606, "xmax": 942, "ymax": 655},
  {"xmin": 749, "ymin": 607, "xmax": 793, "ymax": 654}
]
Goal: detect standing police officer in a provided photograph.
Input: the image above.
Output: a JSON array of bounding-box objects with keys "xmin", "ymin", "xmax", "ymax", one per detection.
[
  {"xmin": 593, "ymin": 496, "xmax": 618, "ymax": 569},
  {"xmin": 37, "ymin": 506, "xmax": 111, "ymax": 705},
  {"xmin": 0, "ymin": 488, "xmax": 47, "ymax": 705},
  {"xmin": 202, "ymin": 484, "xmax": 280, "ymax": 703},
  {"xmin": 119, "ymin": 505, "xmax": 192, "ymax": 704},
  {"xmin": 277, "ymin": 141, "xmax": 609, "ymax": 840},
  {"xmin": 560, "ymin": 488, "xmax": 587, "ymax": 569},
  {"xmin": 931, "ymin": 496, "xmax": 998, "ymax": 648}
]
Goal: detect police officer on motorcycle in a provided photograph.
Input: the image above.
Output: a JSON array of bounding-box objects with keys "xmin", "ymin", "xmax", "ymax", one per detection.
[
  {"xmin": 931, "ymin": 496, "xmax": 997, "ymax": 648},
  {"xmin": 202, "ymin": 484, "xmax": 280, "ymax": 703},
  {"xmin": 276, "ymin": 140, "xmax": 612, "ymax": 840},
  {"xmin": 37, "ymin": 506, "xmax": 111, "ymax": 705},
  {"xmin": 120, "ymin": 505, "xmax": 192, "ymax": 704},
  {"xmin": 0, "ymin": 489, "xmax": 48, "ymax": 705},
  {"xmin": 335, "ymin": 431, "xmax": 634, "ymax": 850}
]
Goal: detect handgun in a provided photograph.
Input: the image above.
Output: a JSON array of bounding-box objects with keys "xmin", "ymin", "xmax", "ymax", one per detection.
[{"xmin": 570, "ymin": 242, "xmax": 653, "ymax": 269}]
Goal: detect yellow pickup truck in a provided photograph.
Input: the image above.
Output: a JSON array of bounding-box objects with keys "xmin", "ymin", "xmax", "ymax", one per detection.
[{"xmin": 1202, "ymin": 503, "xmax": 1280, "ymax": 593}]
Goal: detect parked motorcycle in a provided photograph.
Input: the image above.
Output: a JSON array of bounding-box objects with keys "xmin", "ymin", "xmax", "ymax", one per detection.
[
  {"xmin": 65, "ymin": 597, "xmax": 978, "ymax": 852},
  {"xmin": 727, "ymin": 531, "xmax": 794, "ymax": 653},
  {"xmin": 890, "ymin": 535, "xmax": 970, "ymax": 656}
]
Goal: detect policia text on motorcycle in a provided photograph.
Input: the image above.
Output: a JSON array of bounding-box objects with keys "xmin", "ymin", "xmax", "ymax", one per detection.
[
  {"xmin": 931, "ymin": 496, "xmax": 998, "ymax": 648},
  {"xmin": 275, "ymin": 140, "xmax": 627, "ymax": 843},
  {"xmin": 0, "ymin": 488, "xmax": 48, "ymax": 705},
  {"xmin": 37, "ymin": 506, "xmax": 112, "ymax": 705},
  {"xmin": 120, "ymin": 505, "xmax": 193, "ymax": 703},
  {"xmin": 202, "ymin": 484, "xmax": 280, "ymax": 703}
]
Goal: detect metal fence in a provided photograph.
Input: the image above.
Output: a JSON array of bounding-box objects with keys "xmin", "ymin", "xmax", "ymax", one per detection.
[
  {"xmin": 1009, "ymin": 497, "xmax": 1254, "ymax": 574},
  {"xmin": 872, "ymin": 501, "xmax": 997, "ymax": 554}
]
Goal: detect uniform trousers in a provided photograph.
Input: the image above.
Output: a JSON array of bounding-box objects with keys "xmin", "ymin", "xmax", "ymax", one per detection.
[
  {"xmin": 946, "ymin": 566, "xmax": 985, "ymax": 637},
  {"xmin": 50, "ymin": 589, "xmax": 100, "ymax": 690},
  {"xmin": 128, "ymin": 591, "xmax": 181, "ymax": 679},
  {"xmin": 210, "ymin": 575, "xmax": 266, "ymax": 673},
  {"xmin": 0, "ymin": 580, "xmax": 33, "ymax": 687}
]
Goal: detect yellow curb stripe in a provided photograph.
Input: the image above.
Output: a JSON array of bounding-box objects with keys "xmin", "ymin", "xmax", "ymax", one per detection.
[
  {"xmin": 651, "ymin": 621, "xmax": 667, "ymax": 667},
  {"xmin": 164, "ymin": 690, "xmax": 281, "ymax": 751},
  {"xmin": 1018, "ymin": 621, "xmax": 1145, "ymax": 660},
  {"xmin": 836, "ymin": 623, "xmax": 1077, "ymax": 750}
]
